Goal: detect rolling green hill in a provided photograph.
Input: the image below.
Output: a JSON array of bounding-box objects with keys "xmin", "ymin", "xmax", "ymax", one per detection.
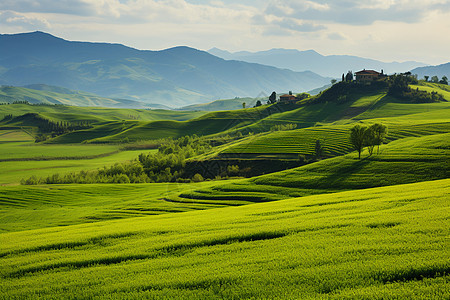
[
  {"xmin": 0, "ymin": 103, "xmax": 207, "ymax": 124},
  {"xmin": 1, "ymin": 179, "xmax": 448, "ymax": 298},
  {"xmin": 180, "ymin": 97, "xmax": 259, "ymax": 111},
  {"xmin": 0, "ymin": 85, "xmax": 160, "ymax": 108},
  {"xmin": 172, "ymin": 133, "xmax": 450, "ymax": 205}
]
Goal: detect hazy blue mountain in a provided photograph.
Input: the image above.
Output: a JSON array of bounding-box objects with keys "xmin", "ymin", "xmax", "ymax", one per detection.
[
  {"xmin": 410, "ymin": 62, "xmax": 450, "ymax": 80},
  {"xmin": 208, "ymin": 48, "xmax": 427, "ymax": 78},
  {"xmin": 0, "ymin": 32, "xmax": 330, "ymax": 107}
]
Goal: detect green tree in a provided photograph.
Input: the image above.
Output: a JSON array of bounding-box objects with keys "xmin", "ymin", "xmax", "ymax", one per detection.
[
  {"xmin": 315, "ymin": 139, "xmax": 324, "ymax": 159},
  {"xmin": 424, "ymin": 75, "xmax": 429, "ymax": 82},
  {"xmin": 440, "ymin": 76, "xmax": 448, "ymax": 85},
  {"xmin": 431, "ymin": 76, "xmax": 439, "ymax": 83},
  {"xmin": 268, "ymin": 91, "xmax": 277, "ymax": 104},
  {"xmin": 331, "ymin": 79, "xmax": 337, "ymax": 85},
  {"xmin": 255, "ymin": 100, "xmax": 262, "ymax": 107},
  {"xmin": 242, "ymin": 102, "xmax": 246, "ymax": 109},
  {"xmin": 369, "ymin": 123, "xmax": 387, "ymax": 154},
  {"xmin": 350, "ymin": 124, "xmax": 367, "ymax": 159},
  {"xmin": 345, "ymin": 71, "xmax": 353, "ymax": 82}
]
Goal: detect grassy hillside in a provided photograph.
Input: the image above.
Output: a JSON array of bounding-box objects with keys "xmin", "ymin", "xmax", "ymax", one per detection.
[
  {"xmin": 0, "ymin": 179, "xmax": 448, "ymax": 298},
  {"xmin": 410, "ymin": 82, "xmax": 450, "ymax": 101},
  {"xmin": 0, "ymin": 181, "xmax": 224, "ymax": 232},
  {"xmin": 0, "ymin": 103, "xmax": 207, "ymax": 123},
  {"xmin": 0, "ymin": 85, "xmax": 155, "ymax": 108},
  {"xmin": 180, "ymin": 97, "xmax": 259, "ymax": 111},
  {"xmin": 173, "ymin": 133, "xmax": 449, "ymax": 204}
]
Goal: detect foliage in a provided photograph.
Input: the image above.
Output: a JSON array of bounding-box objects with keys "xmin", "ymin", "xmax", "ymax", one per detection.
[
  {"xmin": 268, "ymin": 91, "xmax": 277, "ymax": 104},
  {"xmin": 350, "ymin": 124, "xmax": 367, "ymax": 159},
  {"xmin": 270, "ymin": 123, "xmax": 297, "ymax": 131},
  {"xmin": 388, "ymin": 74, "xmax": 443, "ymax": 103},
  {"xmin": 314, "ymin": 139, "xmax": 324, "ymax": 159}
]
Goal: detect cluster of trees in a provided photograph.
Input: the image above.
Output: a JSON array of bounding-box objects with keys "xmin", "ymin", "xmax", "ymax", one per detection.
[
  {"xmin": 23, "ymin": 135, "xmax": 214, "ymax": 185},
  {"xmin": 424, "ymin": 75, "xmax": 448, "ymax": 85},
  {"xmin": 270, "ymin": 123, "xmax": 297, "ymax": 131},
  {"xmin": 350, "ymin": 123, "xmax": 387, "ymax": 159},
  {"xmin": 388, "ymin": 74, "xmax": 444, "ymax": 102}
]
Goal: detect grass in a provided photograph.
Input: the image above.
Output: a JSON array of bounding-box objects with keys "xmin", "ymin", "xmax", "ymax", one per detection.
[
  {"xmin": 175, "ymin": 133, "xmax": 450, "ymax": 204},
  {"xmin": 0, "ymin": 179, "xmax": 448, "ymax": 299},
  {"xmin": 0, "ymin": 181, "xmax": 224, "ymax": 233},
  {"xmin": 0, "ymin": 103, "xmax": 207, "ymax": 123}
]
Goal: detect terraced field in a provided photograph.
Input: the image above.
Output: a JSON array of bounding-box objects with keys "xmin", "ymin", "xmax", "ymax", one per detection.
[
  {"xmin": 174, "ymin": 133, "xmax": 450, "ymax": 205},
  {"xmin": 1, "ymin": 179, "xmax": 448, "ymax": 299}
]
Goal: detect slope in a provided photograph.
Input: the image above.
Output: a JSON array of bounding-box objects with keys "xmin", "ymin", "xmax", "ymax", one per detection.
[{"xmin": 0, "ymin": 179, "xmax": 448, "ymax": 299}]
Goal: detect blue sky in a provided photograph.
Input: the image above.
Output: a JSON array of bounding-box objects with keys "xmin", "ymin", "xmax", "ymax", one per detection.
[{"xmin": 1, "ymin": 0, "xmax": 449, "ymax": 64}]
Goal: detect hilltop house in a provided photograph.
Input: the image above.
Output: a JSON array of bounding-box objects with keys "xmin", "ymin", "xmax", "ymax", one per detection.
[
  {"xmin": 355, "ymin": 69, "xmax": 384, "ymax": 83},
  {"xmin": 279, "ymin": 94, "xmax": 297, "ymax": 103}
]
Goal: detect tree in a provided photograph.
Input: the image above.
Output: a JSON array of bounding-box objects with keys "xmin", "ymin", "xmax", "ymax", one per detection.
[
  {"xmin": 315, "ymin": 139, "xmax": 324, "ymax": 159},
  {"xmin": 431, "ymin": 76, "xmax": 439, "ymax": 83},
  {"xmin": 424, "ymin": 76, "xmax": 429, "ymax": 82},
  {"xmin": 350, "ymin": 124, "xmax": 367, "ymax": 159},
  {"xmin": 364, "ymin": 127, "xmax": 376, "ymax": 156},
  {"xmin": 440, "ymin": 76, "xmax": 448, "ymax": 85},
  {"xmin": 369, "ymin": 123, "xmax": 387, "ymax": 154},
  {"xmin": 342, "ymin": 73, "xmax": 345, "ymax": 82},
  {"xmin": 345, "ymin": 71, "xmax": 353, "ymax": 82},
  {"xmin": 331, "ymin": 79, "xmax": 337, "ymax": 85},
  {"xmin": 242, "ymin": 102, "xmax": 246, "ymax": 109},
  {"xmin": 268, "ymin": 91, "xmax": 277, "ymax": 104},
  {"xmin": 255, "ymin": 100, "xmax": 262, "ymax": 107}
]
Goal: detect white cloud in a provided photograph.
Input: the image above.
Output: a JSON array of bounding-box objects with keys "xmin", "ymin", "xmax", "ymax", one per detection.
[{"xmin": 0, "ymin": 10, "xmax": 51, "ymax": 29}]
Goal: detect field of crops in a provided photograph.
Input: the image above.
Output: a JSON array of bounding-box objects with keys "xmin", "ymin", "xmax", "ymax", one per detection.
[
  {"xmin": 176, "ymin": 133, "xmax": 450, "ymax": 204},
  {"xmin": 1, "ymin": 179, "xmax": 448, "ymax": 299},
  {"xmin": 0, "ymin": 129, "xmax": 157, "ymax": 185}
]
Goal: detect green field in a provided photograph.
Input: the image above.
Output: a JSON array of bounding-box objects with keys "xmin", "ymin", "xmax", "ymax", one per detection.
[
  {"xmin": 1, "ymin": 179, "xmax": 448, "ymax": 299},
  {"xmin": 0, "ymin": 79, "xmax": 449, "ymax": 299}
]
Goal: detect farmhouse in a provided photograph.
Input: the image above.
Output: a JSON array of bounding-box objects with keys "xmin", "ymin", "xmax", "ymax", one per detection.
[
  {"xmin": 279, "ymin": 94, "xmax": 297, "ymax": 103},
  {"xmin": 355, "ymin": 69, "xmax": 384, "ymax": 83}
]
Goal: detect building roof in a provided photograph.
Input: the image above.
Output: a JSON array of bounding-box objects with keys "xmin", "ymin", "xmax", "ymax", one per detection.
[
  {"xmin": 280, "ymin": 94, "xmax": 296, "ymax": 98},
  {"xmin": 355, "ymin": 69, "xmax": 381, "ymax": 75}
]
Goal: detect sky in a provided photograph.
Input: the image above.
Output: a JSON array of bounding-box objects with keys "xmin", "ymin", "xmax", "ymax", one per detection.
[{"xmin": 0, "ymin": 0, "xmax": 449, "ymax": 65}]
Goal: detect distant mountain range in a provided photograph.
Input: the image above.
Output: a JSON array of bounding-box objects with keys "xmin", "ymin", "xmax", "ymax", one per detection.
[
  {"xmin": 0, "ymin": 84, "xmax": 169, "ymax": 109},
  {"xmin": 410, "ymin": 63, "xmax": 450, "ymax": 79},
  {"xmin": 0, "ymin": 32, "xmax": 331, "ymax": 107},
  {"xmin": 208, "ymin": 48, "xmax": 428, "ymax": 78}
]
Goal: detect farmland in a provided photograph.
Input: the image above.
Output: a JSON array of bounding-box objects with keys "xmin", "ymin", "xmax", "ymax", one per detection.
[
  {"xmin": 0, "ymin": 79, "xmax": 449, "ymax": 299},
  {"xmin": 0, "ymin": 179, "xmax": 448, "ymax": 299}
]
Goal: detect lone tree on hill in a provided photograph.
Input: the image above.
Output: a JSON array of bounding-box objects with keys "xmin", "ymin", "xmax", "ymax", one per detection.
[
  {"xmin": 440, "ymin": 76, "xmax": 448, "ymax": 85},
  {"xmin": 315, "ymin": 139, "xmax": 324, "ymax": 159},
  {"xmin": 431, "ymin": 76, "xmax": 439, "ymax": 83},
  {"xmin": 369, "ymin": 123, "xmax": 388, "ymax": 154},
  {"xmin": 424, "ymin": 76, "xmax": 429, "ymax": 82},
  {"xmin": 350, "ymin": 124, "xmax": 367, "ymax": 159},
  {"xmin": 255, "ymin": 100, "xmax": 262, "ymax": 107},
  {"xmin": 268, "ymin": 91, "xmax": 277, "ymax": 104}
]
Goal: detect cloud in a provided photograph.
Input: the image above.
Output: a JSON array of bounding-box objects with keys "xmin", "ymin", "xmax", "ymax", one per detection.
[
  {"xmin": 274, "ymin": 18, "xmax": 325, "ymax": 32},
  {"xmin": 0, "ymin": 0, "xmax": 94, "ymax": 15},
  {"xmin": 328, "ymin": 32, "xmax": 346, "ymax": 40},
  {"xmin": 265, "ymin": 0, "xmax": 450, "ymax": 25},
  {"xmin": 0, "ymin": 10, "xmax": 51, "ymax": 29}
]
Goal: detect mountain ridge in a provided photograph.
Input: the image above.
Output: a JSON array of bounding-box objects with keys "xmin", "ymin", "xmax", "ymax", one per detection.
[
  {"xmin": 0, "ymin": 32, "xmax": 330, "ymax": 107},
  {"xmin": 208, "ymin": 47, "xmax": 427, "ymax": 77}
]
